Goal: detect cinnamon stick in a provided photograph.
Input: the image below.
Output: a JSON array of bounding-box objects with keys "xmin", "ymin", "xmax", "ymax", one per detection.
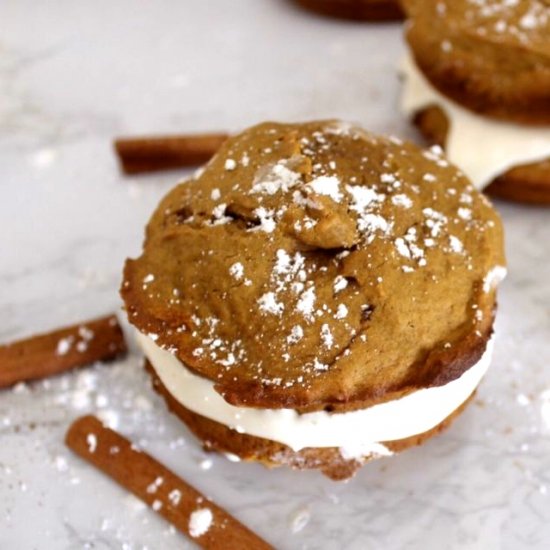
[
  {"xmin": 66, "ymin": 415, "xmax": 273, "ymax": 550},
  {"xmin": 114, "ymin": 133, "xmax": 228, "ymax": 174},
  {"xmin": 0, "ymin": 314, "xmax": 127, "ymax": 388}
]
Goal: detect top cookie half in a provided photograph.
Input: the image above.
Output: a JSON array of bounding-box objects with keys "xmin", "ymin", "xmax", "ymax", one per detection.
[{"xmin": 121, "ymin": 121, "xmax": 505, "ymax": 412}]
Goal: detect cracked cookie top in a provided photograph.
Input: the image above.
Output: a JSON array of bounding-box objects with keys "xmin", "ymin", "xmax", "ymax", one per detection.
[{"xmin": 121, "ymin": 121, "xmax": 505, "ymax": 411}]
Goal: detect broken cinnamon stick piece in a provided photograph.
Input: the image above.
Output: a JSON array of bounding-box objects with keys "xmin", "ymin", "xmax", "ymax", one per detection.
[
  {"xmin": 66, "ymin": 416, "xmax": 273, "ymax": 550},
  {"xmin": 0, "ymin": 314, "xmax": 127, "ymax": 389},
  {"xmin": 114, "ymin": 133, "xmax": 229, "ymax": 174}
]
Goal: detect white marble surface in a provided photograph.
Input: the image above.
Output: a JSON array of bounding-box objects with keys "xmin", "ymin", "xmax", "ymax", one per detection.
[{"xmin": 1, "ymin": 1, "xmax": 549, "ymax": 549}]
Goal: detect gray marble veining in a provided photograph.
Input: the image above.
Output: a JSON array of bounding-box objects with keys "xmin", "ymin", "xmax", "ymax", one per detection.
[{"xmin": 1, "ymin": 1, "xmax": 549, "ymax": 549}]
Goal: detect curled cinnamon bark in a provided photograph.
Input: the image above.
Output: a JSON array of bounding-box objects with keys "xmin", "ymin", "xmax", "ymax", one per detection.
[
  {"xmin": 66, "ymin": 415, "xmax": 273, "ymax": 549},
  {"xmin": 114, "ymin": 133, "xmax": 228, "ymax": 174},
  {"xmin": 0, "ymin": 314, "xmax": 127, "ymax": 388}
]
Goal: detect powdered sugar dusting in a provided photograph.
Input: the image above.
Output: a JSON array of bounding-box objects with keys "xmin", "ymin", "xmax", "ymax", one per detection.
[
  {"xmin": 391, "ymin": 194, "xmax": 413, "ymax": 209},
  {"xmin": 335, "ymin": 304, "xmax": 348, "ymax": 319},
  {"xmin": 251, "ymin": 207, "xmax": 277, "ymax": 233},
  {"xmin": 308, "ymin": 175, "xmax": 342, "ymax": 202},
  {"xmin": 258, "ymin": 292, "xmax": 284, "ymax": 316},
  {"xmin": 188, "ymin": 507, "xmax": 213, "ymax": 538},
  {"xmin": 229, "ymin": 262, "xmax": 244, "ymax": 280},
  {"xmin": 287, "ymin": 325, "xmax": 304, "ymax": 344},
  {"xmin": 224, "ymin": 159, "xmax": 237, "ymax": 171},
  {"xmin": 296, "ymin": 286, "xmax": 316, "ymax": 322},
  {"xmin": 250, "ymin": 162, "xmax": 301, "ymax": 196},
  {"xmin": 320, "ymin": 324, "xmax": 334, "ymax": 349},
  {"xmin": 86, "ymin": 433, "xmax": 97, "ymax": 453},
  {"xmin": 339, "ymin": 442, "xmax": 394, "ymax": 461},
  {"xmin": 333, "ymin": 276, "xmax": 348, "ymax": 293},
  {"xmin": 449, "ymin": 235, "xmax": 464, "ymax": 254},
  {"xmin": 56, "ymin": 337, "xmax": 74, "ymax": 356}
]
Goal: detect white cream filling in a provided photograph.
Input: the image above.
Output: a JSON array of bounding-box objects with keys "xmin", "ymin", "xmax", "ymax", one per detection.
[
  {"xmin": 138, "ymin": 331, "xmax": 494, "ymax": 453},
  {"xmin": 400, "ymin": 52, "xmax": 550, "ymax": 189}
]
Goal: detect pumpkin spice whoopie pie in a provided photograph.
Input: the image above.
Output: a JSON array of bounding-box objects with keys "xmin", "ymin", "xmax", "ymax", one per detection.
[
  {"xmin": 121, "ymin": 121, "xmax": 506, "ymax": 480},
  {"xmin": 291, "ymin": 0, "xmax": 404, "ymax": 21},
  {"xmin": 400, "ymin": 0, "xmax": 550, "ymax": 204}
]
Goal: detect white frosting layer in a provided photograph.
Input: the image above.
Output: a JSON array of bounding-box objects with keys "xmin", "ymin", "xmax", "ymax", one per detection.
[
  {"xmin": 138, "ymin": 331, "xmax": 494, "ymax": 452},
  {"xmin": 400, "ymin": 53, "xmax": 550, "ymax": 189}
]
